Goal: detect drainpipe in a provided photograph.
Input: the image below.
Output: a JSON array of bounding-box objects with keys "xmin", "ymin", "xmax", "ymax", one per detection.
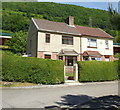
[{"xmin": 80, "ymin": 37, "xmax": 82, "ymax": 61}]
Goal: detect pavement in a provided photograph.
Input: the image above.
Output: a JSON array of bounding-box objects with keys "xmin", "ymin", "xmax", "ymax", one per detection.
[{"xmin": 1, "ymin": 80, "xmax": 120, "ymax": 109}]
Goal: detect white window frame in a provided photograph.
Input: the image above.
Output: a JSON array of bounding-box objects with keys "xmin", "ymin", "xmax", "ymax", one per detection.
[
  {"xmin": 87, "ymin": 38, "xmax": 97, "ymax": 48},
  {"xmin": 105, "ymin": 40, "xmax": 109, "ymax": 49}
]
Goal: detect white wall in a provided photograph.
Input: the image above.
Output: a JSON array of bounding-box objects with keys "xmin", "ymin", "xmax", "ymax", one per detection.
[
  {"xmin": 37, "ymin": 32, "xmax": 81, "ymax": 53},
  {"xmin": 27, "ymin": 20, "xmax": 38, "ymax": 57},
  {"xmin": 81, "ymin": 36, "xmax": 113, "ymax": 55}
]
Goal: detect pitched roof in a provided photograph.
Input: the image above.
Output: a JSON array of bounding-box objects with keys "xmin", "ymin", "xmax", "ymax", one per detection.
[
  {"xmin": 32, "ymin": 18, "xmax": 113, "ymax": 39},
  {"xmin": 58, "ymin": 49, "xmax": 78, "ymax": 56},
  {"xmin": 83, "ymin": 51, "xmax": 102, "ymax": 57},
  {"xmin": 76, "ymin": 25, "xmax": 113, "ymax": 39},
  {"xmin": 32, "ymin": 18, "xmax": 80, "ymax": 35}
]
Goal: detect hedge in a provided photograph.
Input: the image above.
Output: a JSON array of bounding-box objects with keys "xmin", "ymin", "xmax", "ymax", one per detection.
[
  {"xmin": 77, "ymin": 61, "xmax": 119, "ymax": 82},
  {"xmin": 2, "ymin": 51, "xmax": 64, "ymax": 84}
]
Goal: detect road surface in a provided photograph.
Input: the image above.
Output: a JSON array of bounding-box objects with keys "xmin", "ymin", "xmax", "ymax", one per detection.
[{"xmin": 2, "ymin": 81, "xmax": 119, "ymax": 108}]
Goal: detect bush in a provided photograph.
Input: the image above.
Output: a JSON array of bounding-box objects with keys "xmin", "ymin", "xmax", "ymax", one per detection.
[
  {"xmin": 77, "ymin": 61, "xmax": 118, "ymax": 82},
  {"xmin": 2, "ymin": 51, "xmax": 64, "ymax": 84},
  {"xmin": 5, "ymin": 31, "xmax": 27, "ymax": 54}
]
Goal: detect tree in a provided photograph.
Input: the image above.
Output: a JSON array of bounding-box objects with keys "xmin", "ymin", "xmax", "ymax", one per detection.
[
  {"xmin": 6, "ymin": 31, "xmax": 27, "ymax": 54},
  {"xmin": 108, "ymin": 3, "xmax": 120, "ymax": 31},
  {"xmin": 108, "ymin": 3, "xmax": 120, "ymax": 43}
]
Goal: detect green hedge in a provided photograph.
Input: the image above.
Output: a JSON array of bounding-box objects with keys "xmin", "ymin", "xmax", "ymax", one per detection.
[
  {"xmin": 2, "ymin": 51, "xmax": 64, "ymax": 84},
  {"xmin": 77, "ymin": 61, "xmax": 119, "ymax": 82}
]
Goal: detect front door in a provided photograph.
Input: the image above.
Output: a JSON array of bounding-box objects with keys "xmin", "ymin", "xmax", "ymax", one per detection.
[{"xmin": 65, "ymin": 56, "xmax": 77, "ymax": 66}]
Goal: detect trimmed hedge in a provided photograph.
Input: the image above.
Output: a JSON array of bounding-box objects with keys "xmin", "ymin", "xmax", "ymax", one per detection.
[
  {"xmin": 2, "ymin": 51, "xmax": 64, "ymax": 84},
  {"xmin": 77, "ymin": 61, "xmax": 119, "ymax": 82}
]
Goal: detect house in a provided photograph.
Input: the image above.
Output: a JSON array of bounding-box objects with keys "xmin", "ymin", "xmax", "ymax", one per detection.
[
  {"xmin": 0, "ymin": 33, "xmax": 12, "ymax": 45},
  {"xmin": 27, "ymin": 16, "xmax": 114, "ymax": 66},
  {"xmin": 113, "ymin": 43, "xmax": 120, "ymax": 54}
]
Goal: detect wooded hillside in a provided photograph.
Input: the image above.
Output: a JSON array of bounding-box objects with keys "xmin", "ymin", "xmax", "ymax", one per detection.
[{"xmin": 2, "ymin": 2, "xmax": 120, "ymax": 42}]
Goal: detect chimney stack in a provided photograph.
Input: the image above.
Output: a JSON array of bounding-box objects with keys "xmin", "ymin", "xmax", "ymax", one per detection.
[{"xmin": 67, "ymin": 16, "xmax": 74, "ymax": 26}]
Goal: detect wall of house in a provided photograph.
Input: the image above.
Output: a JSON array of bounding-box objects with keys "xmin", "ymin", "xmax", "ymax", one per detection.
[
  {"xmin": 81, "ymin": 36, "xmax": 113, "ymax": 56},
  {"xmin": 37, "ymin": 32, "xmax": 81, "ymax": 59},
  {"xmin": 27, "ymin": 20, "xmax": 38, "ymax": 57}
]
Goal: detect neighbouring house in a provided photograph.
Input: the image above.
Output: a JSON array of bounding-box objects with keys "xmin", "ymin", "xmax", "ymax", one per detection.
[
  {"xmin": 113, "ymin": 43, "xmax": 120, "ymax": 54},
  {"xmin": 27, "ymin": 16, "xmax": 114, "ymax": 66},
  {"xmin": 113, "ymin": 43, "xmax": 120, "ymax": 60},
  {"xmin": 0, "ymin": 33, "xmax": 12, "ymax": 45}
]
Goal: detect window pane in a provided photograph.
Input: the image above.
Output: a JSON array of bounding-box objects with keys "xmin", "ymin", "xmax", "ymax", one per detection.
[
  {"xmin": 44, "ymin": 54, "xmax": 51, "ymax": 59},
  {"xmin": 87, "ymin": 38, "xmax": 97, "ymax": 47},
  {"xmin": 46, "ymin": 34, "xmax": 50, "ymax": 43},
  {"xmin": 62, "ymin": 36, "xmax": 73, "ymax": 45},
  {"xmin": 105, "ymin": 40, "xmax": 109, "ymax": 48}
]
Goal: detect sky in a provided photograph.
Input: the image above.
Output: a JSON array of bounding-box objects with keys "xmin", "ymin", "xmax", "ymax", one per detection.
[
  {"xmin": 38, "ymin": 0, "xmax": 120, "ymax": 12},
  {"xmin": 61, "ymin": 2, "xmax": 119, "ymax": 11}
]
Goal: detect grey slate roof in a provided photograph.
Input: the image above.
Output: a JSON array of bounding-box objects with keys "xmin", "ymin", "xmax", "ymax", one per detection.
[
  {"xmin": 32, "ymin": 18, "xmax": 80, "ymax": 35},
  {"xmin": 76, "ymin": 25, "xmax": 113, "ymax": 39},
  {"xmin": 32, "ymin": 18, "xmax": 113, "ymax": 39}
]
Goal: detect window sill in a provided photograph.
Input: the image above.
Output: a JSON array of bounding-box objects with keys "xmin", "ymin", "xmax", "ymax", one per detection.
[
  {"xmin": 45, "ymin": 43, "xmax": 50, "ymax": 44},
  {"xmin": 62, "ymin": 44, "xmax": 73, "ymax": 46},
  {"xmin": 87, "ymin": 46, "xmax": 97, "ymax": 49}
]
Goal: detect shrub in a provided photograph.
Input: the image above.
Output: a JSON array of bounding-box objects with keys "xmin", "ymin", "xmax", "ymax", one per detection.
[
  {"xmin": 2, "ymin": 51, "xmax": 64, "ymax": 84},
  {"xmin": 77, "ymin": 61, "xmax": 118, "ymax": 82},
  {"xmin": 5, "ymin": 31, "xmax": 27, "ymax": 54}
]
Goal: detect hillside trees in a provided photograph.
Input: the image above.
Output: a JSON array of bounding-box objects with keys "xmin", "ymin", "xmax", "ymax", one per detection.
[
  {"xmin": 108, "ymin": 3, "xmax": 120, "ymax": 43},
  {"xmin": 5, "ymin": 31, "xmax": 27, "ymax": 54},
  {"xmin": 2, "ymin": 2, "xmax": 112, "ymax": 31}
]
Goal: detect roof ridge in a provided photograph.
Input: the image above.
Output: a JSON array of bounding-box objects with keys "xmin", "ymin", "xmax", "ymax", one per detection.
[{"xmin": 32, "ymin": 18, "xmax": 66, "ymax": 25}]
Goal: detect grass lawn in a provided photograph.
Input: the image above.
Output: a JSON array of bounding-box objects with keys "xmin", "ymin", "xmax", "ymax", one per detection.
[{"xmin": 0, "ymin": 81, "xmax": 37, "ymax": 87}]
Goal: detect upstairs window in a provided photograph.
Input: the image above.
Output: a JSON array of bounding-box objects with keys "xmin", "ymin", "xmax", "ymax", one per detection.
[
  {"xmin": 46, "ymin": 34, "xmax": 50, "ymax": 43},
  {"xmin": 105, "ymin": 40, "xmax": 109, "ymax": 49},
  {"xmin": 87, "ymin": 38, "xmax": 97, "ymax": 48},
  {"xmin": 62, "ymin": 36, "xmax": 73, "ymax": 45}
]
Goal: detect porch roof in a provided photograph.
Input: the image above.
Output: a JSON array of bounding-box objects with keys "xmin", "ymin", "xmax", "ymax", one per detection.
[
  {"xmin": 58, "ymin": 49, "xmax": 78, "ymax": 56},
  {"xmin": 82, "ymin": 51, "xmax": 102, "ymax": 58}
]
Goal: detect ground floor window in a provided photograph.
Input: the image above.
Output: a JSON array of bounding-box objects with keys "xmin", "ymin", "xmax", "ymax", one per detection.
[
  {"xmin": 83, "ymin": 56, "xmax": 89, "ymax": 61},
  {"xmin": 44, "ymin": 54, "xmax": 51, "ymax": 59},
  {"xmin": 91, "ymin": 57, "xmax": 101, "ymax": 61},
  {"xmin": 83, "ymin": 56, "xmax": 101, "ymax": 61},
  {"xmin": 65, "ymin": 56, "xmax": 77, "ymax": 66},
  {"xmin": 59, "ymin": 56, "xmax": 63, "ymax": 60}
]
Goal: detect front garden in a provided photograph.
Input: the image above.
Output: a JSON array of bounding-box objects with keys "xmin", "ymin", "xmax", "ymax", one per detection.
[
  {"xmin": 2, "ymin": 51, "xmax": 64, "ymax": 84},
  {"xmin": 2, "ymin": 50, "xmax": 119, "ymax": 85}
]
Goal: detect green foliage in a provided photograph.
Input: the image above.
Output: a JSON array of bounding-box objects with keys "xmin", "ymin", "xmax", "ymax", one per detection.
[
  {"xmin": 110, "ymin": 14, "xmax": 120, "ymax": 31},
  {"xmin": 2, "ymin": 2, "xmax": 120, "ymax": 42},
  {"xmin": 108, "ymin": 3, "xmax": 120, "ymax": 31},
  {"xmin": 5, "ymin": 31, "xmax": 27, "ymax": 54},
  {"xmin": 2, "ymin": 2, "xmax": 112, "ymax": 31},
  {"xmin": 114, "ymin": 53, "xmax": 120, "ymax": 58},
  {"xmin": 104, "ymin": 29, "xmax": 120, "ymax": 43},
  {"xmin": 2, "ymin": 51, "xmax": 64, "ymax": 84},
  {"xmin": 2, "ymin": 10, "xmax": 30, "ymax": 32},
  {"xmin": 77, "ymin": 61, "xmax": 118, "ymax": 82}
]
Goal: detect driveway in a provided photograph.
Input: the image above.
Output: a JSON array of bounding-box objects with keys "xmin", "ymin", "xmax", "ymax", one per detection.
[{"xmin": 1, "ymin": 81, "xmax": 119, "ymax": 108}]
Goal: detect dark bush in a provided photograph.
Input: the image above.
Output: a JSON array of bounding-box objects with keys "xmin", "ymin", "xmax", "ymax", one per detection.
[
  {"xmin": 2, "ymin": 51, "xmax": 64, "ymax": 84},
  {"xmin": 77, "ymin": 61, "xmax": 118, "ymax": 82}
]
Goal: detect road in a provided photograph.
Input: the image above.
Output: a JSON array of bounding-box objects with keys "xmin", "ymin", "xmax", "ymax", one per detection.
[{"xmin": 2, "ymin": 81, "xmax": 119, "ymax": 108}]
